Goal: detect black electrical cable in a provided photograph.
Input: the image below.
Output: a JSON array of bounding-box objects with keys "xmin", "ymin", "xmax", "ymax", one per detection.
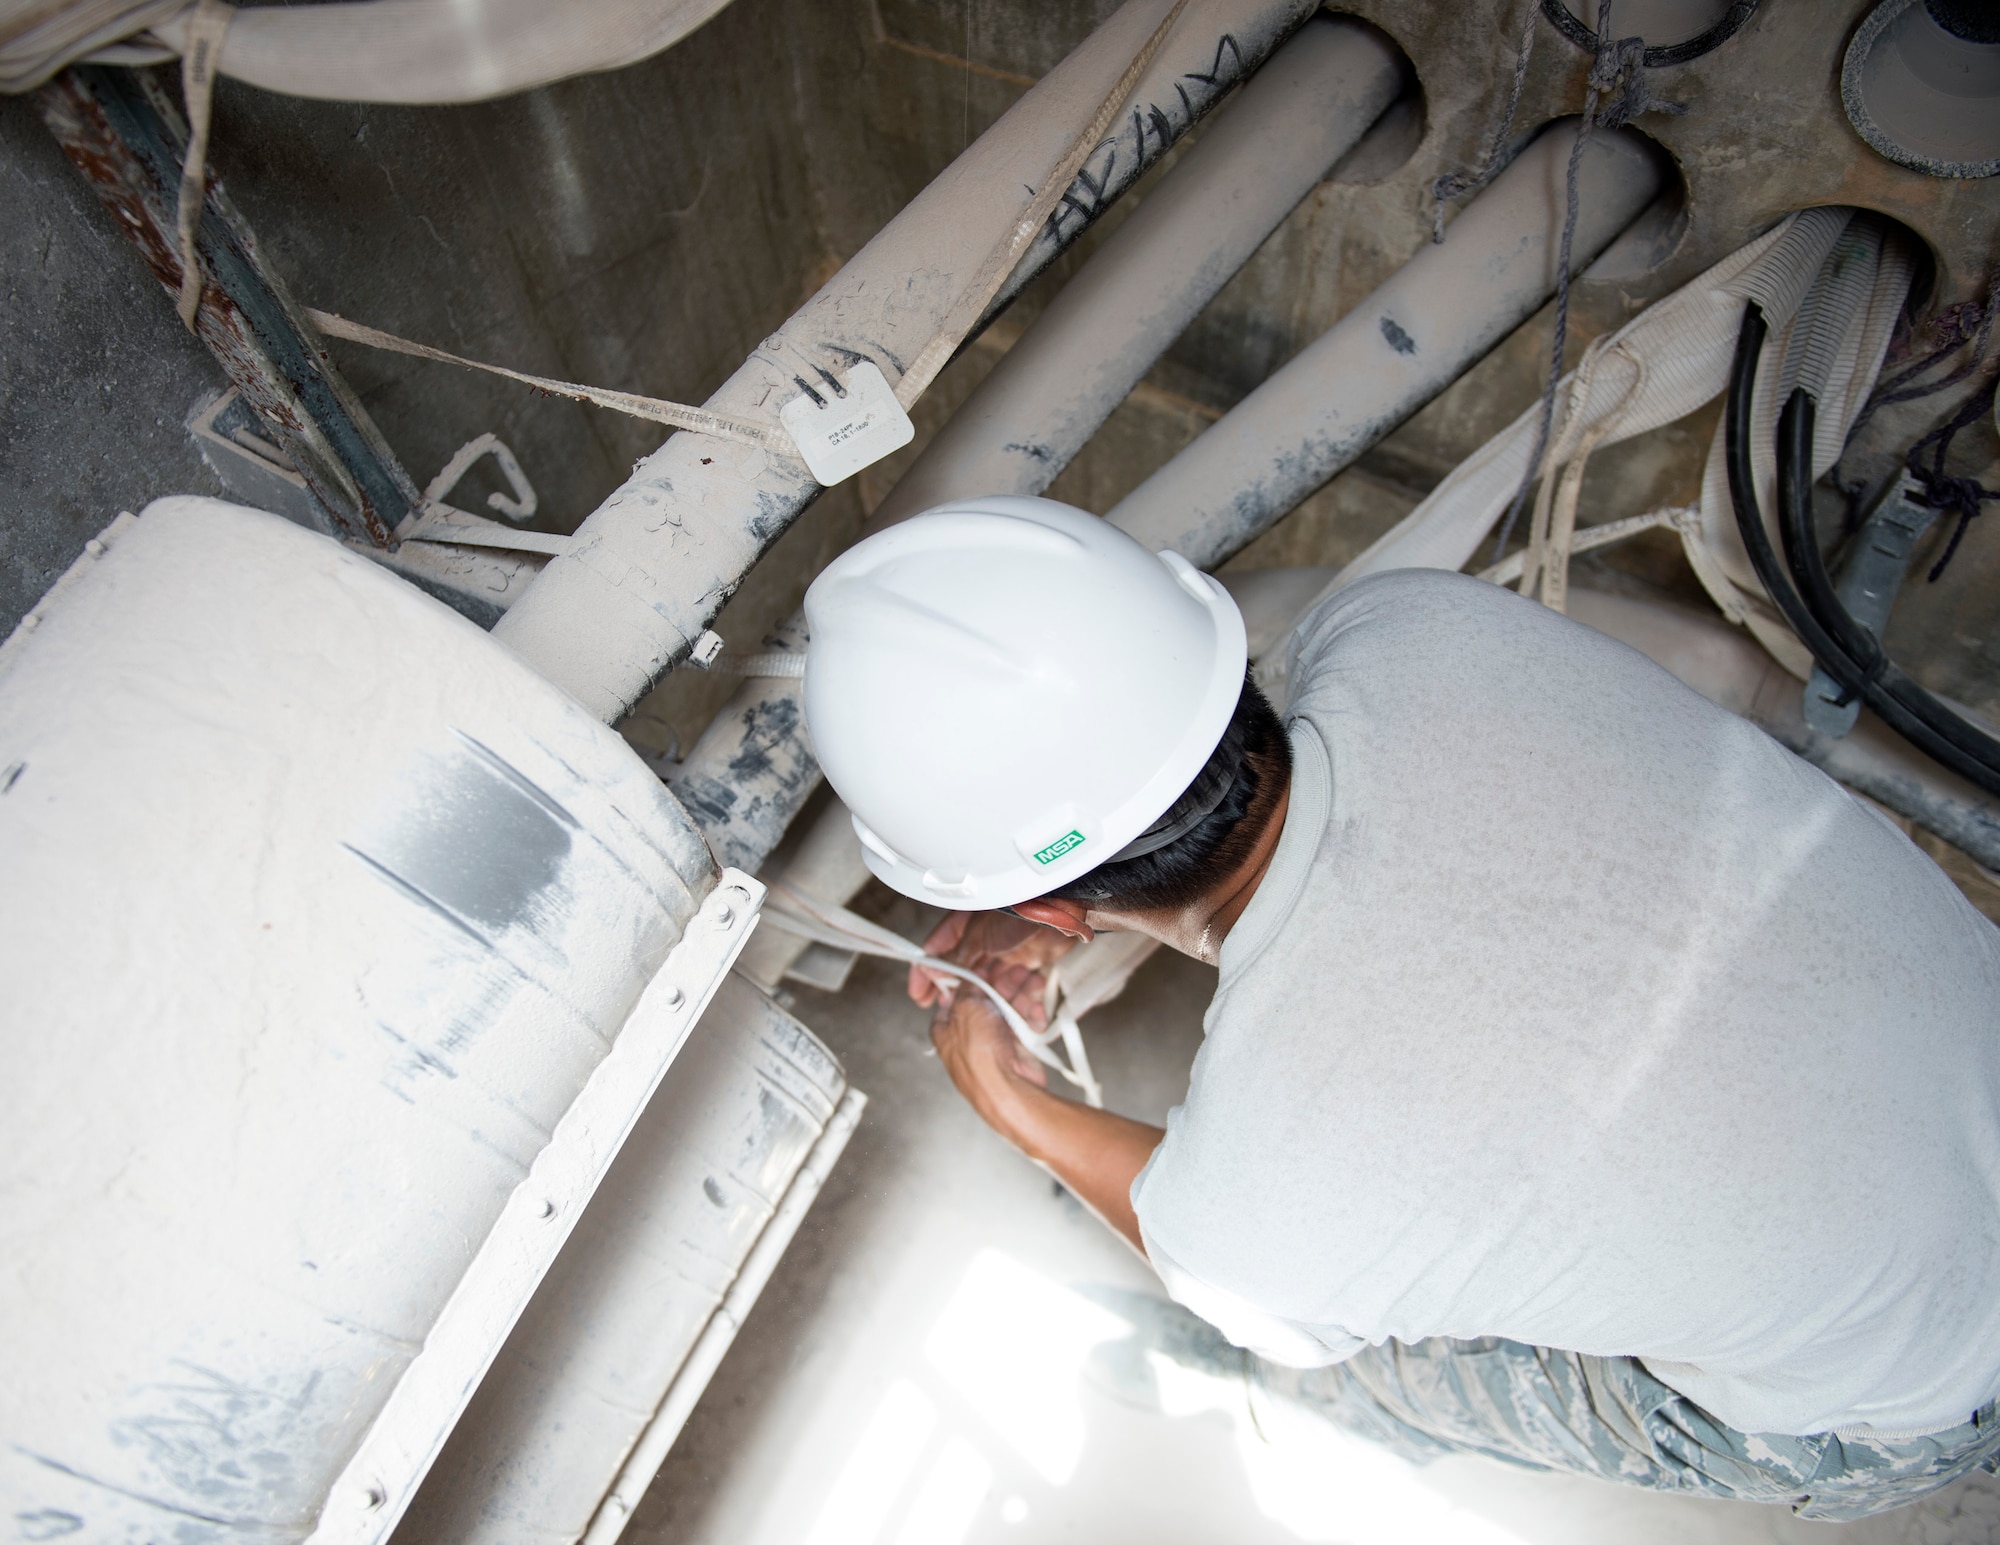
[
  {"xmin": 1725, "ymin": 303, "xmax": 2000, "ymax": 797},
  {"xmin": 1775, "ymin": 393, "xmax": 1888, "ymax": 683},
  {"xmin": 1775, "ymin": 387, "xmax": 2000, "ymax": 776},
  {"xmin": 1539, "ymin": 0, "xmax": 1761, "ymax": 68}
]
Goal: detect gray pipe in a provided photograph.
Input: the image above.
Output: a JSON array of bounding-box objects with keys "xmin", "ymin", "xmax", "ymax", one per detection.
[
  {"xmin": 1107, "ymin": 121, "xmax": 1667, "ymax": 567},
  {"xmin": 492, "ymin": 0, "xmax": 1318, "ymax": 721},
  {"xmin": 709, "ymin": 15, "xmax": 1411, "ymax": 964},
  {"xmin": 669, "ymin": 118, "xmax": 1667, "ymax": 883},
  {"xmin": 872, "ymin": 12, "xmax": 1407, "ymax": 527}
]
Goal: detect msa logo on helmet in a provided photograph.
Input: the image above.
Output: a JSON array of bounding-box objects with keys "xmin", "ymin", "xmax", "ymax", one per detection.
[{"xmin": 1033, "ymin": 830, "xmax": 1087, "ymax": 866}]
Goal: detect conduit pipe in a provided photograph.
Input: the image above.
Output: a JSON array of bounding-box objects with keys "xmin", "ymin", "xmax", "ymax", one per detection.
[
  {"xmin": 670, "ymin": 116, "xmax": 1666, "ymax": 887},
  {"xmin": 870, "ymin": 11, "xmax": 1408, "ymax": 527},
  {"xmin": 492, "ymin": 0, "xmax": 1319, "ymax": 721},
  {"xmin": 1107, "ymin": 120, "xmax": 1666, "ymax": 566},
  {"xmin": 705, "ymin": 12, "xmax": 1410, "ymax": 982}
]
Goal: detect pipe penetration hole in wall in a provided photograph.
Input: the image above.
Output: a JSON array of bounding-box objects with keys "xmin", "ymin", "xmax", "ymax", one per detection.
[
  {"xmin": 1322, "ymin": 15, "xmax": 1426, "ymax": 187},
  {"xmin": 1576, "ymin": 124, "xmax": 1691, "ymax": 283}
]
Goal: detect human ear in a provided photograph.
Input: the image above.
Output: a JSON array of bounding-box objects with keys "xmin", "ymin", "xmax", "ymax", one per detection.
[{"xmin": 1012, "ymin": 896, "xmax": 1095, "ymax": 943}]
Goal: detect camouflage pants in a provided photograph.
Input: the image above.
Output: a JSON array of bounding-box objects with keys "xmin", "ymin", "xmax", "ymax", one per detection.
[{"xmin": 1251, "ymin": 1337, "xmax": 2000, "ymax": 1521}]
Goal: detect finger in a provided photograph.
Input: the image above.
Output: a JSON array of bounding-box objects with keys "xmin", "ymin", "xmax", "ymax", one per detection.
[
  {"xmin": 1007, "ymin": 1036, "xmax": 1050, "ymax": 1088},
  {"xmin": 921, "ymin": 910, "xmax": 972, "ymax": 958},
  {"xmin": 1010, "ymin": 973, "xmax": 1051, "ymax": 1032},
  {"xmin": 989, "ymin": 962, "xmax": 1032, "ymax": 1001}
]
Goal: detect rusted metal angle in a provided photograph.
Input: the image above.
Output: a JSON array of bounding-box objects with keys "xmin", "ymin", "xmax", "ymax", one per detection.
[{"xmin": 37, "ymin": 65, "xmax": 419, "ymax": 548}]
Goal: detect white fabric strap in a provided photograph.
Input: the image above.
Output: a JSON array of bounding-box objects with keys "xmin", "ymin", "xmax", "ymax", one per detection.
[
  {"xmin": 711, "ymin": 652, "xmax": 806, "ymax": 679},
  {"xmin": 173, "ymin": 0, "xmax": 230, "ymax": 330},
  {"xmin": 1478, "ymin": 504, "xmax": 1696, "ymax": 588},
  {"xmin": 760, "ymin": 881, "xmax": 1102, "ymax": 1106},
  {"xmin": 305, "ymin": 308, "xmax": 789, "ymax": 451},
  {"xmin": 1301, "ymin": 209, "xmax": 1912, "ymax": 683}
]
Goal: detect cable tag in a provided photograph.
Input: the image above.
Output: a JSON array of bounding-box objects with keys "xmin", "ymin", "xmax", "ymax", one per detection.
[{"xmin": 778, "ymin": 361, "xmax": 914, "ymax": 486}]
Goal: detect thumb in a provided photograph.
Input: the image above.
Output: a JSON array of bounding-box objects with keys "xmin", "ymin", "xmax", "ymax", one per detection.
[{"xmin": 922, "ymin": 909, "xmax": 972, "ymax": 957}]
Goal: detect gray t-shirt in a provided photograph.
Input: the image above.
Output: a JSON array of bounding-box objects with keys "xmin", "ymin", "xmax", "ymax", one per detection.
[{"xmin": 1132, "ymin": 570, "xmax": 2000, "ymax": 1439}]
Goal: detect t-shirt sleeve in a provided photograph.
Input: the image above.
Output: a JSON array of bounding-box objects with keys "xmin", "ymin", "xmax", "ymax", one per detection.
[{"xmin": 1137, "ymin": 1221, "xmax": 1367, "ymax": 1370}]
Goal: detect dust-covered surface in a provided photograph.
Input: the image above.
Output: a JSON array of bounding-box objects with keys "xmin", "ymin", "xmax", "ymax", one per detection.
[
  {"xmin": 8, "ymin": 0, "xmax": 1995, "ymax": 691},
  {"xmin": 0, "ymin": 94, "xmax": 225, "ymax": 639}
]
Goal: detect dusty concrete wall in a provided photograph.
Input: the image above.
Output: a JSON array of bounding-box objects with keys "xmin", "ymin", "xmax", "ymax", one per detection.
[
  {"xmin": 865, "ymin": 0, "xmax": 1999, "ymax": 718},
  {"xmin": 0, "ymin": 99, "xmax": 228, "ymax": 635},
  {"xmin": 4, "ymin": 0, "xmax": 1995, "ymax": 734}
]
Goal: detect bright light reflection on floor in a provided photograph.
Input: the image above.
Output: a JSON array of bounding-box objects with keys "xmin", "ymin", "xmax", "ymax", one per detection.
[
  {"xmin": 802, "ymin": 1378, "xmax": 938, "ymax": 1545},
  {"xmin": 889, "ymin": 1435, "xmax": 993, "ymax": 1545},
  {"xmin": 923, "ymin": 1247, "xmax": 1134, "ymax": 1485},
  {"xmin": 799, "ymin": 1248, "xmax": 1534, "ymax": 1545},
  {"xmin": 1148, "ymin": 1350, "xmax": 1531, "ymax": 1545}
]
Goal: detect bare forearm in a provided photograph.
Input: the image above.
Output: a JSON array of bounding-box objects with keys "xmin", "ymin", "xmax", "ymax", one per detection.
[
  {"xmin": 928, "ymin": 994, "xmax": 1165, "ymax": 1252},
  {"xmin": 982, "ymin": 1077, "xmax": 1165, "ymax": 1253}
]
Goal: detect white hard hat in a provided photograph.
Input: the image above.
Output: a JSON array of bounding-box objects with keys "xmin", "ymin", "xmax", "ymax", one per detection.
[{"xmin": 802, "ymin": 496, "xmax": 1248, "ymax": 909}]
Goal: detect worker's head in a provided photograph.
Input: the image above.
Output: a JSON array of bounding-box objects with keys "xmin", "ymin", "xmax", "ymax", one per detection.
[
  {"xmin": 1027, "ymin": 665, "xmax": 1289, "ymax": 927},
  {"xmin": 804, "ymin": 496, "xmax": 1280, "ymax": 923}
]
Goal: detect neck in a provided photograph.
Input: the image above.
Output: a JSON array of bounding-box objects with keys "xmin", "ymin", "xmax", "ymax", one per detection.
[{"xmin": 1090, "ymin": 774, "xmax": 1292, "ymax": 966}]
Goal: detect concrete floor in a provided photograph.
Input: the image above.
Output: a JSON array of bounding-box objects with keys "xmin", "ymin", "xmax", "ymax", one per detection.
[{"xmin": 630, "ymin": 891, "xmax": 2000, "ymax": 1545}]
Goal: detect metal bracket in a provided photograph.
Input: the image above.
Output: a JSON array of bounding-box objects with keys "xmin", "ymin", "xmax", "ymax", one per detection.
[
  {"xmin": 40, "ymin": 65, "xmax": 421, "ymax": 547},
  {"xmin": 1804, "ymin": 475, "xmax": 1938, "ymax": 739},
  {"xmin": 305, "ymin": 869, "xmax": 765, "ymax": 1545}
]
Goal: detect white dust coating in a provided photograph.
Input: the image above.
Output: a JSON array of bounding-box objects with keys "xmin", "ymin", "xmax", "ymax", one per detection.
[{"xmin": 0, "ymin": 498, "xmax": 715, "ymax": 1540}]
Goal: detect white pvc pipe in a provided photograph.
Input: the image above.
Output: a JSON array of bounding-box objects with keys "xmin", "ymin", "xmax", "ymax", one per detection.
[
  {"xmin": 1108, "ymin": 121, "xmax": 1667, "ymax": 567},
  {"xmin": 871, "ymin": 13, "xmax": 1407, "ymax": 527},
  {"xmin": 493, "ymin": 0, "xmax": 1319, "ymax": 720}
]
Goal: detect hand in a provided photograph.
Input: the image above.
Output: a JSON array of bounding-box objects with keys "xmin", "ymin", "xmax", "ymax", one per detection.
[
  {"xmin": 930, "ymin": 991, "xmax": 1047, "ymax": 1149},
  {"xmin": 908, "ymin": 909, "xmax": 1081, "ymax": 1030},
  {"xmin": 929, "ymin": 985, "xmax": 1164, "ymax": 1256}
]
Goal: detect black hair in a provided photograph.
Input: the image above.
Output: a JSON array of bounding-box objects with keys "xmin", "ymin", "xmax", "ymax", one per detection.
[{"xmin": 1046, "ymin": 669, "xmax": 1291, "ymax": 913}]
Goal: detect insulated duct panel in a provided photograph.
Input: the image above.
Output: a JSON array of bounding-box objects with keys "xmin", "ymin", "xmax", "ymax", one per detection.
[
  {"xmin": 0, "ymin": 499, "xmax": 717, "ymax": 1541},
  {"xmin": 395, "ymin": 973, "xmax": 853, "ymax": 1545}
]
